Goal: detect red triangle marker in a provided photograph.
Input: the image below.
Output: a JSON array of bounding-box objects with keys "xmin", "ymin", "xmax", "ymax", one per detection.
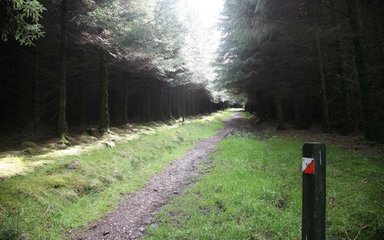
[{"xmin": 302, "ymin": 158, "xmax": 315, "ymax": 175}]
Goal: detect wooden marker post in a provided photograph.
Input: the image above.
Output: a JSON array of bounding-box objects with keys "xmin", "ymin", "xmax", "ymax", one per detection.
[{"xmin": 302, "ymin": 143, "xmax": 326, "ymax": 240}]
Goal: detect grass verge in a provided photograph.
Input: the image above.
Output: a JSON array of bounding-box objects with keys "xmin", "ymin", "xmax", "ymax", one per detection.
[
  {"xmin": 0, "ymin": 111, "xmax": 232, "ymax": 240},
  {"xmin": 145, "ymin": 131, "xmax": 384, "ymax": 239}
]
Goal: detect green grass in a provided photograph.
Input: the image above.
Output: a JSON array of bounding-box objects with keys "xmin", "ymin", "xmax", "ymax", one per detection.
[
  {"xmin": 145, "ymin": 131, "xmax": 384, "ymax": 240},
  {"xmin": 0, "ymin": 111, "xmax": 232, "ymax": 240}
]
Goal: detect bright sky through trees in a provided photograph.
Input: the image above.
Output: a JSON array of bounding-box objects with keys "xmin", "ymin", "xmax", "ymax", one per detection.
[
  {"xmin": 176, "ymin": 0, "xmax": 224, "ymax": 98},
  {"xmin": 187, "ymin": 0, "xmax": 223, "ymax": 25}
]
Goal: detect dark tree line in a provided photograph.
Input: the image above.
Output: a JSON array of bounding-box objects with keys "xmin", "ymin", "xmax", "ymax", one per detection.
[
  {"xmin": 0, "ymin": 0, "xmax": 224, "ymax": 141},
  {"xmin": 217, "ymin": 0, "xmax": 384, "ymax": 142}
]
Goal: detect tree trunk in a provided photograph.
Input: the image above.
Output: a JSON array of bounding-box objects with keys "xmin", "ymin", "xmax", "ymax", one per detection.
[
  {"xmin": 111, "ymin": 84, "xmax": 118, "ymax": 124},
  {"xmin": 145, "ymin": 80, "xmax": 151, "ymax": 121},
  {"xmin": 181, "ymin": 86, "xmax": 186, "ymax": 122},
  {"xmin": 158, "ymin": 83, "xmax": 165, "ymax": 121},
  {"xmin": 275, "ymin": 89, "xmax": 285, "ymax": 130},
  {"xmin": 316, "ymin": 35, "xmax": 330, "ymax": 131},
  {"xmin": 168, "ymin": 87, "xmax": 173, "ymax": 119},
  {"xmin": 186, "ymin": 97, "xmax": 190, "ymax": 116},
  {"xmin": 293, "ymin": 97, "xmax": 306, "ymax": 129},
  {"xmin": 196, "ymin": 98, "xmax": 200, "ymax": 114},
  {"xmin": 372, "ymin": 6, "xmax": 384, "ymax": 89},
  {"xmin": 99, "ymin": 49, "xmax": 110, "ymax": 133},
  {"xmin": 80, "ymin": 76, "xmax": 87, "ymax": 128},
  {"xmin": 123, "ymin": 74, "xmax": 129, "ymax": 123},
  {"xmin": 336, "ymin": 28, "xmax": 351, "ymax": 135},
  {"xmin": 32, "ymin": 47, "xmax": 40, "ymax": 135},
  {"xmin": 58, "ymin": 0, "xmax": 68, "ymax": 140},
  {"xmin": 177, "ymin": 87, "xmax": 181, "ymax": 119},
  {"xmin": 327, "ymin": 0, "xmax": 352, "ymax": 135},
  {"xmin": 347, "ymin": 0, "xmax": 379, "ymax": 141},
  {"xmin": 256, "ymin": 91, "xmax": 265, "ymax": 120},
  {"xmin": 191, "ymin": 96, "xmax": 196, "ymax": 115}
]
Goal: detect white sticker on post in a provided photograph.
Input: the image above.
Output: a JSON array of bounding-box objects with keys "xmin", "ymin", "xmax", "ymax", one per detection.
[{"xmin": 302, "ymin": 157, "xmax": 315, "ymax": 175}]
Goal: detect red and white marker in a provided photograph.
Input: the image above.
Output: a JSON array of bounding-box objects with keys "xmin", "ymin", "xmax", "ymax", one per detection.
[{"xmin": 302, "ymin": 157, "xmax": 315, "ymax": 175}]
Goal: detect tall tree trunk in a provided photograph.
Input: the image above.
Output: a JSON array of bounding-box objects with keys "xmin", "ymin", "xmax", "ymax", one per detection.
[
  {"xmin": 289, "ymin": 81, "xmax": 305, "ymax": 129},
  {"xmin": 256, "ymin": 91, "xmax": 265, "ymax": 120},
  {"xmin": 99, "ymin": 49, "xmax": 110, "ymax": 133},
  {"xmin": 145, "ymin": 80, "xmax": 151, "ymax": 121},
  {"xmin": 372, "ymin": 6, "xmax": 384, "ymax": 89},
  {"xmin": 288, "ymin": 67, "xmax": 305, "ymax": 129},
  {"xmin": 293, "ymin": 97, "xmax": 305, "ymax": 129},
  {"xmin": 181, "ymin": 87, "xmax": 186, "ymax": 122},
  {"xmin": 191, "ymin": 95, "xmax": 196, "ymax": 115},
  {"xmin": 58, "ymin": 0, "xmax": 68, "ymax": 140},
  {"xmin": 78, "ymin": 52, "xmax": 87, "ymax": 128},
  {"xmin": 196, "ymin": 98, "xmax": 200, "ymax": 114},
  {"xmin": 275, "ymin": 89, "xmax": 285, "ymax": 130},
  {"xmin": 186, "ymin": 97, "xmax": 190, "ymax": 116},
  {"xmin": 123, "ymin": 74, "xmax": 129, "ymax": 123},
  {"xmin": 271, "ymin": 64, "xmax": 284, "ymax": 130},
  {"xmin": 347, "ymin": 0, "xmax": 379, "ymax": 141},
  {"xmin": 158, "ymin": 83, "xmax": 165, "ymax": 120},
  {"xmin": 80, "ymin": 76, "xmax": 87, "ymax": 128},
  {"xmin": 32, "ymin": 47, "xmax": 40, "ymax": 135},
  {"xmin": 336, "ymin": 28, "xmax": 351, "ymax": 135},
  {"xmin": 316, "ymin": 35, "xmax": 330, "ymax": 131},
  {"xmin": 177, "ymin": 87, "xmax": 182, "ymax": 119},
  {"xmin": 168, "ymin": 87, "xmax": 173, "ymax": 119},
  {"xmin": 111, "ymin": 84, "xmax": 118, "ymax": 124},
  {"xmin": 328, "ymin": 0, "xmax": 352, "ymax": 135}
]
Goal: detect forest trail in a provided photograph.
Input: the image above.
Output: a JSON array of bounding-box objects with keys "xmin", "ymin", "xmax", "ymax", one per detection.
[{"xmin": 75, "ymin": 112, "xmax": 248, "ymax": 240}]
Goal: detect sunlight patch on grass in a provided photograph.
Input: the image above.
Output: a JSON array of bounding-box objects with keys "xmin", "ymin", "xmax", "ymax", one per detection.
[
  {"xmin": 0, "ymin": 111, "xmax": 232, "ymax": 179},
  {"xmin": 0, "ymin": 156, "xmax": 26, "ymax": 178}
]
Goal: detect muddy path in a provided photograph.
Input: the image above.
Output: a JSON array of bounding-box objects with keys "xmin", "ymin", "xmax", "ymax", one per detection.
[{"xmin": 75, "ymin": 113, "xmax": 247, "ymax": 240}]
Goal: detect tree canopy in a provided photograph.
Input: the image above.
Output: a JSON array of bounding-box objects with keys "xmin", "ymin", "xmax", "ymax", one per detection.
[
  {"xmin": 0, "ymin": 0, "xmax": 383, "ymax": 142},
  {"xmin": 0, "ymin": 0, "xmax": 45, "ymax": 45},
  {"xmin": 215, "ymin": 0, "xmax": 384, "ymax": 141},
  {"xmin": 0, "ymin": 0, "xmax": 225, "ymax": 139}
]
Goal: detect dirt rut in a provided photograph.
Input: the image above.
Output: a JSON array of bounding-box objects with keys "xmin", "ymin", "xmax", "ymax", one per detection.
[{"xmin": 75, "ymin": 117, "xmax": 238, "ymax": 240}]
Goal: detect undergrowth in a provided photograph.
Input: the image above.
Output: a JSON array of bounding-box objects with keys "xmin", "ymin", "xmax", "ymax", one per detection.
[
  {"xmin": 0, "ymin": 111, "xmax": 232, "ymax": 240},
  {"xmin": 145, "ymin": 131, "xmax": 384, "ymax": 240}
]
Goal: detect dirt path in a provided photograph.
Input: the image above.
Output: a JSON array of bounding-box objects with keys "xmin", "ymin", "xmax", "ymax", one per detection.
[{"xmin": 75, "ymin": 114, "xmax": 243, "ymax": 240}]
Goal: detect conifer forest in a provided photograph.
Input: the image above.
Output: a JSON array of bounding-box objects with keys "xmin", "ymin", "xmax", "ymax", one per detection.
[
  {"xmin": 1, "ymin": 0, "xmax": 384, "ymax": 142},
  {"xmin": 0, "ymin": 0, "xmax": 384, "ymax": 239}
]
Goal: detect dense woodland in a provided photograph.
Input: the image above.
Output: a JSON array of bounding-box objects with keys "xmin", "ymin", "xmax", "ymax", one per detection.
[
  {"xmin": 217, "ymin": 0, "xmax": 384, "ymax": 142},
  {"xmin": 1, "ymin": 0, "xmax": 384, "ymax": 142},
  {"xmin": 0, "ymin": 0, "xmax": 225, "ymax": 141}
]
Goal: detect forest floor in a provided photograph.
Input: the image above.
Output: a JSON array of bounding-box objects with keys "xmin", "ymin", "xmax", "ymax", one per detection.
[{"xmin": 250, "ymin": 121, "xmax": 384, "ymax": 156}]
